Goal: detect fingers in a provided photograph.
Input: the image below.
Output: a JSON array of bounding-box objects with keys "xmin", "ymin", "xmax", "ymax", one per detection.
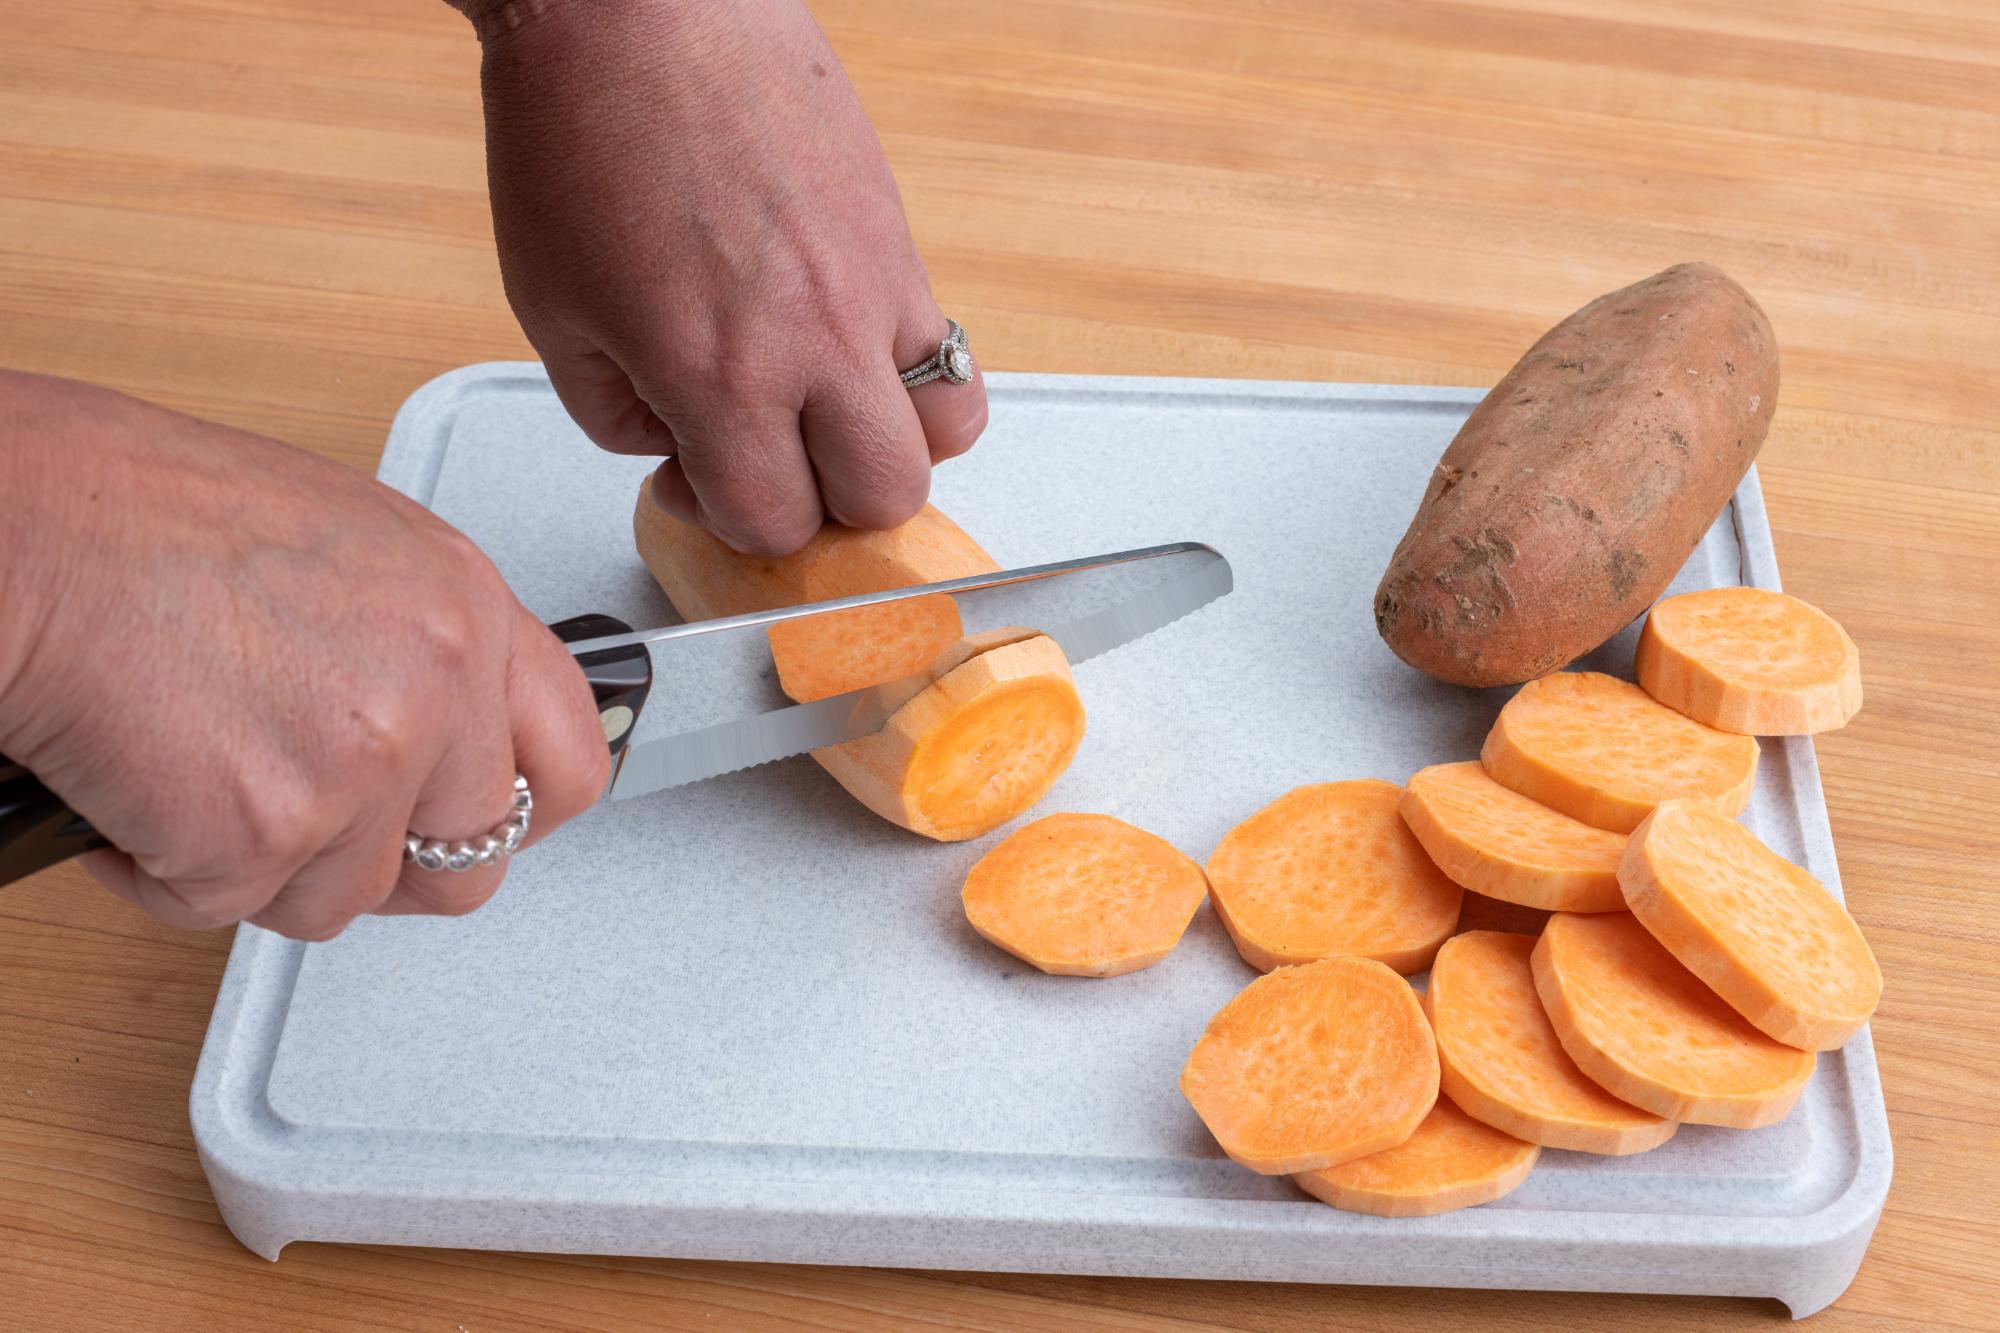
[
  {"xmin": 504, "ymin": 612, "xmax": 613, "ymax": 839},
  {"xmin": 799, "ymin": 370, "xmax": 931, "ymax": 531},
  {"xmin": 542, "ymin": 344, "xmax": 684, "ymax": 458},
  {"xmin": 669, "ymin": 409, "xmax": 824, "ymax": 555},
  {"xmin": 894, "ymin": 310, "xmax": 990, "ymax": 466},
  {"xmin": 253, "ymin": 798, "xmax": 419, "ymax": 936}
]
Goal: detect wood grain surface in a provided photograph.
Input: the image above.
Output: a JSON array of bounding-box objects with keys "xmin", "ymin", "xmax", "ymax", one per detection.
[{"xmin": 2, "ymin": 1, "xmax": 1995, "ymax": 1328}]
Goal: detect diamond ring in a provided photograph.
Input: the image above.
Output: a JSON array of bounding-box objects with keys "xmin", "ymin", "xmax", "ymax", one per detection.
[
  {"xmin": 899, "ymin": 319, "xmax": 975, "ymax": 389},
  {"xmin": 403, "ymin": 775, "xmax": 532, "ymax": 873}
]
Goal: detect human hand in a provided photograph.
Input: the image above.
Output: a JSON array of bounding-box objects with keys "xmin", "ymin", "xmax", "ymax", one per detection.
[
  {"xmin": 458, "ymin": 0, "xmax": 988, "ymax": 556},
  {"xmin": 0, "ymin": 372, "xmax": 610, "ymax": 940}
]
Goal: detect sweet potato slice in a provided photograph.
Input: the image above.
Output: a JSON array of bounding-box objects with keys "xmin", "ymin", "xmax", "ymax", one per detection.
[
  {"xmin": 1180, "ymin": 955, "xmax": 1438, "ymax": 1174},
  {"xmin": 1205, "ymin": 780, "xmax": 1463, "ymax": 974},
  {"xmin": 1482, "ymin": 671, "xmax": 1759, "ymax": 833},
  {"xmin": 634, "ymin": 486, "xmax": 1084, "ymax": 840},
  {"xmin": 1636, "ymin": 587, "xmax": 1862, "ymax": 735},
  {"xmin": 1294, "ymin": 1096, "xmax": 1539, "ymax": 1218},
  {"xmin": 1401, "ymin": 761, "xmax": 1627, "ymax": 912},
  {"xmin": 1621, "ymin": 800, "xmax": 1881, "ymax": 1051},
  {"xmin": 960, "ymin": 813, "xmax": 1208, "ymax": 977},
  {"xmin": 1532, "ymin": 913, "xmax": 1815, "ymax": 1128},
  {"xmin": 817, "ymin": 634, "xmax": 1085, "ymax": 842},
  {"xmin": 1429, "ymin": 931, "xmax": 1676, "ymax": 1155}
]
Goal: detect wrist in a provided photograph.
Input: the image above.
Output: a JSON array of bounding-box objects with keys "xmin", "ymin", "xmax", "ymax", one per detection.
[{"xmin": 0, "ymin": 374, "xmax": 82, "ymax": 747}]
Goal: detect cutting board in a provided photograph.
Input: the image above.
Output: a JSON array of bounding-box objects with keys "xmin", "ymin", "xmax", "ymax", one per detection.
[{"xmin": 191, "ymin": 365, "xmax": 1889, "ymax": 1318}]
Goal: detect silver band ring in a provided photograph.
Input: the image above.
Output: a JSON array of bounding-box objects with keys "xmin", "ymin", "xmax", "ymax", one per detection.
[
  {"xmin": 899, "ymin": 319, "xmax": 975, "ymax": 389},
  {"xmin": 403, "ymin": 774, "xmax": 532, "ymax": 872}
]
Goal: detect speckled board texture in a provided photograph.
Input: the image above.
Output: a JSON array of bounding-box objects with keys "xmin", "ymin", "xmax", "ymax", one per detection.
[{"xmin": 190, "ymin": 364, "xmax": 1890, "ymax": 1318}]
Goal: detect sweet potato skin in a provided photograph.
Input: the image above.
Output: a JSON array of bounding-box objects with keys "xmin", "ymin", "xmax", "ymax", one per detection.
[{"xmin": 1374, "ymin": 263, "xmax": 1779, "ymax": 687}]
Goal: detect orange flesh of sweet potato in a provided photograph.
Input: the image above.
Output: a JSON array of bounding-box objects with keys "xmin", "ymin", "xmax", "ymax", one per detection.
[
  {"xmin": 1428, "ymin": 931, "xmax": 1676, "ymax": 1155},
  {"xmin": 817, "ymin": 634, "xmax": 1086, "ymax": 843},
  {"xmin": 768, "ymin": 594, "xmax": 965, "ymax": 703},
  {"xmin": 634, "ymin": 485, "xmax": 1083, "ymax": 841},
  {"xmin": 1179, "ymin": 955, "xmax": 1439, "ymax": 1174},
  {"xmin": 1294, "ymin": 1095, "xmax": 1539, "ymax": 1218},
  {"xmin": 1205, "ymin": 780, "xmax": 1463, "ymax": 975},
  {"xmin": 1636, "ymin": 587, "xmax": 1862, "ymax": 735},
  {"xmin": 1620, "ymin": 800, "xmax": 1881, "ymax": 1051},
  {"xmin": 1531, "ymin": 912, "xmax": 1815, "ymax": 1128},
  {"xmin": 1401, "ymin": 761, "xmax": 1627, "ymax": 912},
  {"xmin": 960, "ymin": 813, "xmax": 1209, "ymax": 977},
  {"xmin": 1481, "ymin": 671, "xmax": 1759, "ymax": 833}
]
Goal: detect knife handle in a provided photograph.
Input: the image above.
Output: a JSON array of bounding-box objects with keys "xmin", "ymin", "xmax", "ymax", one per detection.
[{"xmin": 0, "ymin": 614, "xmax": 655, "ymax": 889}]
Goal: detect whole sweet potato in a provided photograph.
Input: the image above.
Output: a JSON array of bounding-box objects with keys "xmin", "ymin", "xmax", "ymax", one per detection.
[{"xmin": 1374, "ymin": 263, "xmax": 1778, "ymax": 687}]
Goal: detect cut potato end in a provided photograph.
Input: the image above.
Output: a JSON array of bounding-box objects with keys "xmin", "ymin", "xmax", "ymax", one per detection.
[
  {"xmin": 1180, "ymin": 956, "xmax": 1439, "ymax": 1174},
  {"xmin": 1531, "ymin": 913, "xmax": 1814, "ymax": 1128},
  {"xmin": 1401, "ymin": 761, "xmax": 1627, "ymax": 912},
  {"xmin": 1636, "ymin": 587, "xmax": 1862, "ymax": 735},
  {"xmin": 1621, "ymin": 800, "xmax": 1880, "ymax": 1051},
  {"xmin": 961, "ymin": 813, "xmax": 1208, "ymax": 977},
  {"xmin": 817, "ymin": 635, "xmax": 1085, "ymax": 843},
  {"xmin": 1294, "ymin": 1096, "xmax": 1539, "ymax": 1217},
  {"xmin": 1205, "ymin": 780, "xmax": 1462, "ymax": 974},
  {"xmin": 1482, "ymin": 671, "xmax": 1759, "ymax": 833},
  {"xmin": 1429, "ymin": 931, "xmax": 1676, "ymax": 1155}
]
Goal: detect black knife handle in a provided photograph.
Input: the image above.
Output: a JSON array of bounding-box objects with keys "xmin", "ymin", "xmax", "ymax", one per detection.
[{"xmin": 0, "ymin": 614, "xmax": 653, "ymax": 890}]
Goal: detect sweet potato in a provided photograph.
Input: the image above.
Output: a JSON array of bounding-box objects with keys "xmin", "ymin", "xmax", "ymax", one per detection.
[
  {"xmin": 1428, "ymin": 931, "xmax": 1676, "ymax": 1155},
  {"xmin": 1532, "ymin": 912, "xmax": 1815, "ymax": 1128},
  {"xmin": 1375, "ymin": 263, "xmax": 1778, "ymax": 687},
  {"xmin": 1294, "ymin": 1096, "xmax": 1538, "ymax": 1218},
  {"xmin": 1621, "ymin": 800, "xmax": 1881, "ymax": 1051},
  {"xmin": 1636, "ymin": 587, "xmax": 1862, "ymax": 735},
  {"xmin": 1180, "ymin": 955, "xmax": 1438, "ymax": 1174},
  {"xmin": 633, "ymin": 487, "xmax": 1085, "ymax": 841},
  {"xmin": 1205, "ymin": 780, "xmax": 1463, "ymax": 974},
  {"xmin": 960, "ymin": 813, "xmax": 1208, "ymax": 977},
  {"xmin": 1400, "ymin": 761, "xmax": 1626, "ymax": 912},
  {"xmin": 1481, "ymin": 671, "xmax": 1759, "ymax": 833}
]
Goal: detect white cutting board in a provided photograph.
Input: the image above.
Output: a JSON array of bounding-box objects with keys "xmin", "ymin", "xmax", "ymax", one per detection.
[{"xmin": 191, "ymin": 365, "xmax": 1889, "ymax": 1318}]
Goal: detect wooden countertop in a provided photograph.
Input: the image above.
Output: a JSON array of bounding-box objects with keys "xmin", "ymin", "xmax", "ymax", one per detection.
[{"xmin": 3, "ymin": 1, "xmax": 1994, "ymax": 1327}]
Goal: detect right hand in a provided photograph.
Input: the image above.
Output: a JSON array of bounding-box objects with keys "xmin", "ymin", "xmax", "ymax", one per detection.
[{"xmin": 0, "ymin": 372, "xmax": 610, "ymax": 940}]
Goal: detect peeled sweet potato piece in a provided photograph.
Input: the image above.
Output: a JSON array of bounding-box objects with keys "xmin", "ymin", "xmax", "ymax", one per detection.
[
  {"xmin": 1531, "ymin": 912, "xmax": 1815, "ymax": 1129},
  {"xmin": 1180, "ymin": 955, "xmax": 1438, "ymax": 1174},
  {"xmin": 1636, "ymin": 587, "xmax": 1862, "ymax": 735},
  {"xmin": 1620, "ymin": 799, "xmax": 1881, "ymax": 1051},
  {"xmin": 1294, "ymin": 1095, "xmax": 1539, "ymax": 1218},
  {"xmin": 1375, "ymin": 263, "xmax": 1778, "ymax": 687},
  {"xmin": 1481, "ymin": 671, "xmax": 1759, "ymax": 833},
  {"xmin": 633, "ymin": 484, "xmax": 1083, "ymax": 840},
  {"xmin": 1400, "ymin": 761, "xmax": 1627, "ymax": 912},
  {"xmin": 960, "ymin": 813, "xmax": 1208, "ymax": 977}
]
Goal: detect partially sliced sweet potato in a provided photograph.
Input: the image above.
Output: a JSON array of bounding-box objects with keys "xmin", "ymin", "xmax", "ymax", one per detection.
[
  {"xmin": 1180, "ymin": 956, "xmax": 1438, "ymax": 1175},
  {"xmin": 1205, "ymin": 780, "xmax": 1463, "ymax": 974},
  {"xmin": 1636, "ymin": 587, "xmax": 1862, "ymax": 735},
  {"xmin": 818, "ymin": 634, "xmax": 1085, "ymax": 842},
  {"xmin": 1294, "ymin": 1096, "xmax": 1539, "ymax": 1218},
  {"xmin": 1429, "ymin": 931, "xmax": 1676, "ymax": 1155},
  {"xmin": 1532, "ymin": 912, "xmax": 1815, "ymax": 1128},
  {"xmin": 1621, "ymin": 799, "xmax": 1881, "ymax": 1051},
  {"xmin": 1482, "ymin": 671, "xmax": 1760, "ymax": 833},
  {"xmin": 1401, "ymin": 761, "xmax": 1627, "ymax": 912},
  {"xmin": 960, "ymin": 813, "xmax": 1208, "ymax": 977},
  {"xmin": 633, "ymin": 486, "xmax": 1083, "ymax": 840}
]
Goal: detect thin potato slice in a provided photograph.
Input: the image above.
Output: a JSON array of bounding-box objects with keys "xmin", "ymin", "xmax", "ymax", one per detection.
[
  {"xmin": 961, "ymin": 814, "xmax": 1208, "ymax": 977},
  {"xmin": 1532, "ymin": 913, "xmax": 1814, "ymax": 1128},
  {"xmin": 1205, "ymin": 780, "xmax": 1462, "ymax": 974},
  {"xmin": 1621, "ymin": 800, "xmax": 1881, "ymax": 1051},
  {"xmin": 1637, "ymin": 587, "xmax": 1861, "ymax": 735},
  {"xmin": 1401, "ymin": 761, "xmax": 1627, "ymax": 911},
  {"xmin": 1294, "ymin": 1096, "xmax": 1539, "ymax": 1218},
  {"xmin": 1482, "ymin": 671, "xmax": 1759, "ymax": 833},
  {"xmin": 1180, "ymin": 956, "xmax": 1438, "ymax": 1174},
  {"xmin": 1429, "ymin": 931, "xmax": 1676, "ymax": 1155}
]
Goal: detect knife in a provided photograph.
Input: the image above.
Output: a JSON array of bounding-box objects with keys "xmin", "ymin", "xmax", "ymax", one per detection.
[{"xmin": 0, "ymin": 541, "xmax": 1230, "ymax": 886}]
